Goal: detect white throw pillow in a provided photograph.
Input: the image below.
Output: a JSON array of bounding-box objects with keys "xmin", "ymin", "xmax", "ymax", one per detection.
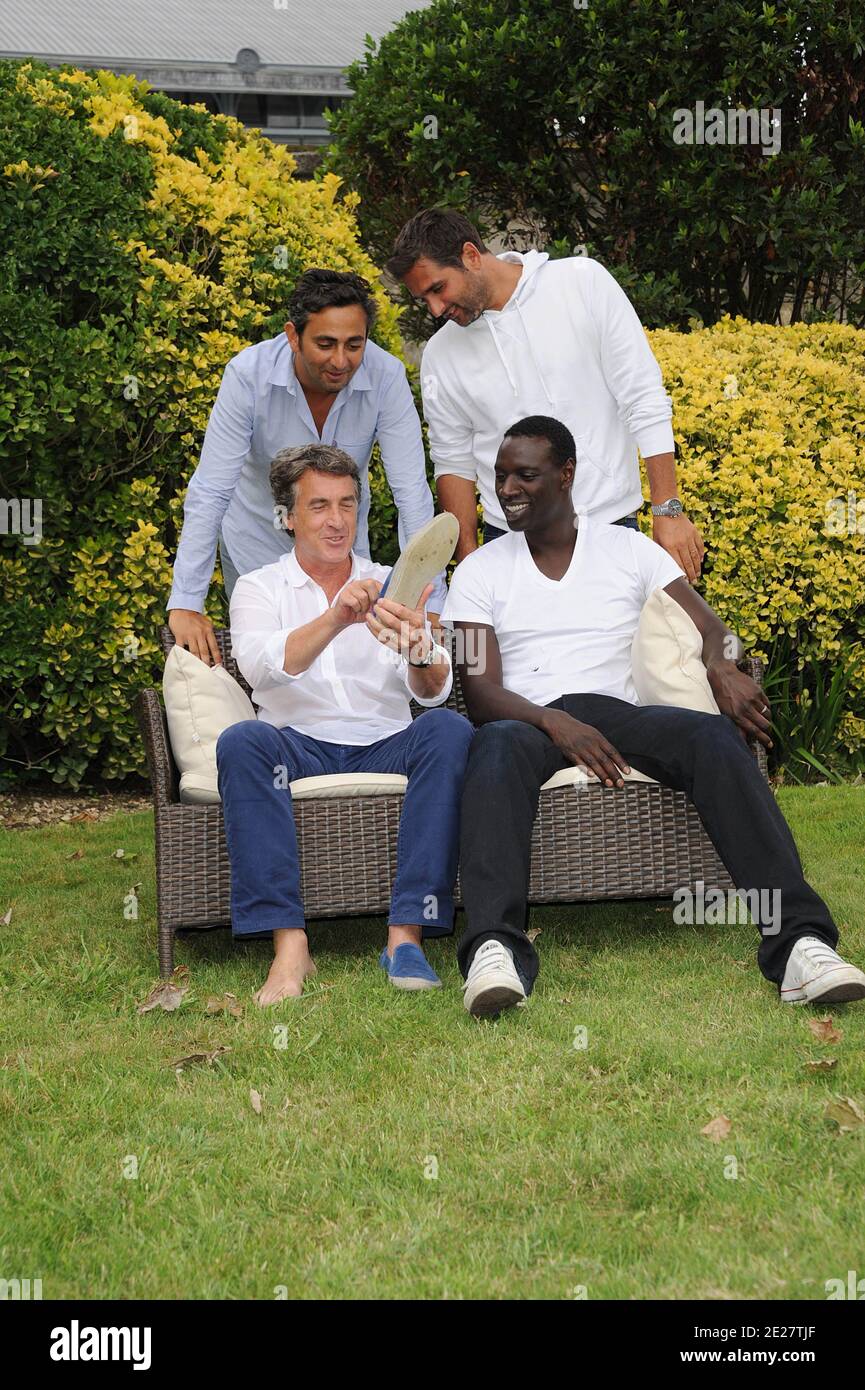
[
  {"xmin": 631, "ymin": 587, "xmax": 721, "ymax": 713},
  {"xmin": 163, "ymin": 645, "xmax": 257, "ymax": 803}
]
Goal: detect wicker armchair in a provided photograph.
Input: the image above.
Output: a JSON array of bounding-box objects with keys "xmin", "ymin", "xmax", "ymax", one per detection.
[{"xmin": 136, "ymin": 627, "xmax": 769, "ymax": 976}]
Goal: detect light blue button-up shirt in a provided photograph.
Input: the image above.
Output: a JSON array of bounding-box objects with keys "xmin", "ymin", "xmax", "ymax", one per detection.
[{"xmin": 168, "ymin": 332, "xmax": 447, "ymax": 612}]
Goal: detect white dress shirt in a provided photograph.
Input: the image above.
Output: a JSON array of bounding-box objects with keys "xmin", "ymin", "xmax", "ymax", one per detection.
[{"xmin": 230, "ymin": 550, "xmax": 453, "ymax": 744}]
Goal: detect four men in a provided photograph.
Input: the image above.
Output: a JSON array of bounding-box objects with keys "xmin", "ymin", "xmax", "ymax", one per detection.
[{"xmin": 171, "ymin": 216, "xmax": 865, "ymax": 1015}]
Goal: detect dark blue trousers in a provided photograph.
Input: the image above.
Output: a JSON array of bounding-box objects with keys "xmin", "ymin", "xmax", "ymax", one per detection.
[{"xmin": 216, "ymin": 709, "xmax": 474, "ymax": 939}]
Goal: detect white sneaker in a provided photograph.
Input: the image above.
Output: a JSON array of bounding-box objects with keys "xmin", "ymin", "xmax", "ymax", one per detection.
[
  {"xmin": 780, "ymin": 935, "xmax": 865, "ymax": 1005},
  {"xmin": 463, "ymin": 939, "xmax": 527, "ymax": 1018}
]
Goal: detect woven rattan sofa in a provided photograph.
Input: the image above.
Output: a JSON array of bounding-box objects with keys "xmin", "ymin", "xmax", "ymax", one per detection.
[{"xmin": 136, "ymin": 626, "xmax": 769, "ymax": 976}]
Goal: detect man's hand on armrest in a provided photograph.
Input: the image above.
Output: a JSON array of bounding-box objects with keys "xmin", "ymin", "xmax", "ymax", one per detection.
[
  {"xmin": 455, "ymin": 621, "xmax": 631, "ymax": 788},
  {"xmin": 168, "ymin": 609, "xmax": 222, "ymax": 666},
  {"xmin": 663, "ymin": 578, "xmax": 773, "ymax": 750}
]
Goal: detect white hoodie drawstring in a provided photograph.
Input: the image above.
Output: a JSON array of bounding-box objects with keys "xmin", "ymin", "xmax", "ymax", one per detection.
[{"xmin": 483, "ymin": 267, "xmax": 555, "ymax": 405}]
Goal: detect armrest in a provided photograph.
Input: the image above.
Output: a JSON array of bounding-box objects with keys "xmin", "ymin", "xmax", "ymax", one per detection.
[{"xmin": 135, "ymin": 688, "xmax": 179, "ymax": 807}]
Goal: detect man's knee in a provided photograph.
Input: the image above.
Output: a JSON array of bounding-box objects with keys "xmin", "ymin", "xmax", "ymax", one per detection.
[
  {"xmin": 414, "ymin": 707, "xmax": 474, "ymax": 753},
  {"xmin": 689, "ymin": 711, "xmax": 746, "ymax": 752},
  {"xmin": 216, "ymin": 719, "xmax": 278, "ymax": 768},
  {"xmin": 468, "ymin": 719, "xmax": 546, "ymax": 772}
]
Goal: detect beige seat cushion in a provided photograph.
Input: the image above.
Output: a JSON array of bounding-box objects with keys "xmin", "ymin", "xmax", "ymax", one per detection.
[
  {"xmin": 178, "ymin": 763, "xmax": 659, "ymax": 806},
  {"xmin": 178, "ymin": 770, "xmax": 410, "ymax": 807},
  {"xmin": 631, "ymin": 586, "xmax": 721, "ymax": 714}
]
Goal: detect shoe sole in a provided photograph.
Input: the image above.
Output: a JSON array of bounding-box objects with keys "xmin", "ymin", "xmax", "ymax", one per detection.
[
  {"xmin": 388, "ymin": 976, "xmax": 442, "ymax": 991},
  {"xmin": 781, "ymin": 967, "xmax": 865, "ymax": 1005},
  {"xmin": 464, "ymin": 981, "xmax": 526, "ymax": 1018},
  {"xmin": 378, "ymin": 514, "xmax": 459, "ymax": 611}
]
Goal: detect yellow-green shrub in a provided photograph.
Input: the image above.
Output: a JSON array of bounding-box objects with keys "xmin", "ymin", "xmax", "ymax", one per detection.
[
  {"xmin": 0, "ymin": 60, "xmax": 405, "ymax": 786},
  {"xmin": 646, "ymin": 317, "xmax": 865, "ymax": 772}
]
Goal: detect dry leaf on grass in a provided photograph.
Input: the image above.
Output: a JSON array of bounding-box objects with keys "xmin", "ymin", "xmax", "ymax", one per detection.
[
  {"xmin": 171, "ymin": 1045, "xmax": 232, "ymax": 1072},
  {"xmin": 137, "ymin": 966, "xmax": 190, "ymax": 1015},
  {"xmin": 205, "ymin": 993, "xmax": 243, "ymax": 1018},
  {"xmin": 1, "ymin": 907, "xmax": 11, "ymax": 926},
  {"xmin": 250, "ymin": 1089, "xmax": 263, "ymax": 1114},
  {"xmin": 526, "ymin": 926, "xmax": 542, "ymax": 943},
  {"xmin": 700, "ymin": 1115, "xmax": 732, "ymax": 1143},
  {"xmin": 112, "ymin": 848, "xmax": 137, "ymax": 861},
  {"xmin": 68, "ymin": 810, "xmax": 98, "ymax": 823},
  {"xmin": 808, "ymin": 1016, "xmax": 842, "ymax": 1044},
  {"xmin": 65, "ymin": 849, "xmax": 84, "ymax": 861},
  {"xmin": 824, "ymin": 1097, "xmax": 865, "ymax": 1133},
  {"xmin": 804, "ymin": 1058, "xmax": 838, "ymax": 1072}
]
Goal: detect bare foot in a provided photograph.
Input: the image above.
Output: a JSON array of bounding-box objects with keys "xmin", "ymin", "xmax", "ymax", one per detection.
[{"xmin": 254, "ymin": 932, "xmax": 317, "ymax": 1007}]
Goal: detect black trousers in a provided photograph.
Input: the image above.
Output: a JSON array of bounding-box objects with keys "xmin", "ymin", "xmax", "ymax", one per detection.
[{"xmin": 457, "ymin": 695, "xmax": 838, "ymax": 991}]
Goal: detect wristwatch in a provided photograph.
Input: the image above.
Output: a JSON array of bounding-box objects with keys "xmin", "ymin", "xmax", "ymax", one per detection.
[
  {"xmin": 408, "ymin": 641, "xmax": 436, "ymax": 668},
  {"xmin": 651, "ymin": 497, "xmax": 684, "ymax": 518}
]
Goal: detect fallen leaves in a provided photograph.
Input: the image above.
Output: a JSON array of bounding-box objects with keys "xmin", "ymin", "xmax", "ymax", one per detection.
[
  {"xmin": 808, "ymin": 1015, "xmax": 842, "ymax": 1044},
  {"xmin": 824, "ymin": 1097, "xmax": 865, "ymax": 1134},
  {"xmin": 804, "ymin": 1058, "xmax": 837, "ymax": 1073},
  {"xmin": 205, "ymin": 993, "xmax": 243, "ymax": 1018},
  {"xmin": 137, "ymin": 966, "xmax": 189, "ymax": 1014},
  {"xmin": 111, "ymin": 848, "xmax": 137, "ymax": 861},
  {"xmin": 172, "ymin": 1045, "xmax": 231, "ymax": 1073},
  {"xmin": 65, "ymin": 849, "xmax": 84, "ymax": 861},
  {"xmin": 249, "ymin": 1088, "xmax": 263, "ymax": 1115},
  {"xmin": 700, "ymin": 1115, "xmax": 732, "ymax": 1143},
  {"xmin": 1, "ymin": 907, "xmax": 11, "ymax": 926}
]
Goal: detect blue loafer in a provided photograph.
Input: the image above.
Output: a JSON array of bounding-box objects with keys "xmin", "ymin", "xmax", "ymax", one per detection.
[{"xmin": 379, "ymin": 943, "xmax": 443, "ymax": 990}]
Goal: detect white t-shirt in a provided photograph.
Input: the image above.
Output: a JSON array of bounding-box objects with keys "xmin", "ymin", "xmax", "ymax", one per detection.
[{"xmin": 441, "ymin": 516, "xmax": 684, "ymax": 707}]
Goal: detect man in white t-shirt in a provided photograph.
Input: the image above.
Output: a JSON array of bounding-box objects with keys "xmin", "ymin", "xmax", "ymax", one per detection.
[
  {"xmin": 216, "ymin": 444, "xmax": 473, "ymax": 1006},
  {"xmin": 441, "ymin": 416, "xmax": 865, "ymax": 1019}
]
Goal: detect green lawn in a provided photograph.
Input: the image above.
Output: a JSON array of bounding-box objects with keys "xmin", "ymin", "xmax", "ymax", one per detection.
[{"xmin": 2, "ymin": 787, "xmax": 864, "ymax": 1301}]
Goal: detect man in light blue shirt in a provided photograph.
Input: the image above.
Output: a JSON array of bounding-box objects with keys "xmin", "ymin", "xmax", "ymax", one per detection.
[{"xmin": 168, "ymin": 268, "xmax": 446, "ymax": 665}]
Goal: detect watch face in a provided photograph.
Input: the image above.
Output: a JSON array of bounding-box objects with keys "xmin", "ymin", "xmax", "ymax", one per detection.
[{"xmin": 669, "ymin": 499, "xmax": 684, "ymax": 517}]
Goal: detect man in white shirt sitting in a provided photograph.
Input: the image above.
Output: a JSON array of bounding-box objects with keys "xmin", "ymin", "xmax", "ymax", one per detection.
[
  {"xmin": 442, "ymin": 415, "xmax": 865, "ymax": 1019},
  {"xmin": 216, "ymin": 444, "xmax": 473, "ymax": 1006}
]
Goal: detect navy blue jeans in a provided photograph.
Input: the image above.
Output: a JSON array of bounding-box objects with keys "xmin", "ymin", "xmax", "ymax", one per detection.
[
  {"xmin": 483, "ymin": 513, "xmax": 639, "ymax": 544},
  {"xmin": 216, "ymin": 709, "xmax": 474, "ymax": 938}
]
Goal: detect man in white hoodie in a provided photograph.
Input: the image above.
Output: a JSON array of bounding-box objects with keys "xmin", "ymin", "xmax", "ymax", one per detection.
[{"xmin": 388, "ymin": 210, "xmax": 704, "ymax": 580}]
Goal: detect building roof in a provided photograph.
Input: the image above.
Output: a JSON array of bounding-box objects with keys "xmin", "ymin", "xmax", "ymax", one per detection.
[{"xmin": 0, "ymin": 0, "xmax": 431, "ymax": 70}]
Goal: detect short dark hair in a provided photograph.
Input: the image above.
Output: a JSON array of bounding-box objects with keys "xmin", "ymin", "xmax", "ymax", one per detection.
[
  {"xmin": 270, "ymin": 443, "xmax": 361, "ymax": 523},
  {"xmin": 287, "ymin": 268, "xmax": 378, "ymax": 337},
  {"xmin": 386, "ymin": 209, "xmax": 488, "ymax": 279},
  {"xmin": 502, "ymin": 416, "xmax": 577, "ymax": 471}
]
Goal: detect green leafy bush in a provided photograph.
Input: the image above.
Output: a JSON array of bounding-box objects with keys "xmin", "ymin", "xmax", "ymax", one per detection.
[
  {"xmin": 325, "ymin": 0, "xmax": 865, "ymax": 333},
  {"xmin": 0, "ymin": 60, "xmax": 404, "ymax": 787}
]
